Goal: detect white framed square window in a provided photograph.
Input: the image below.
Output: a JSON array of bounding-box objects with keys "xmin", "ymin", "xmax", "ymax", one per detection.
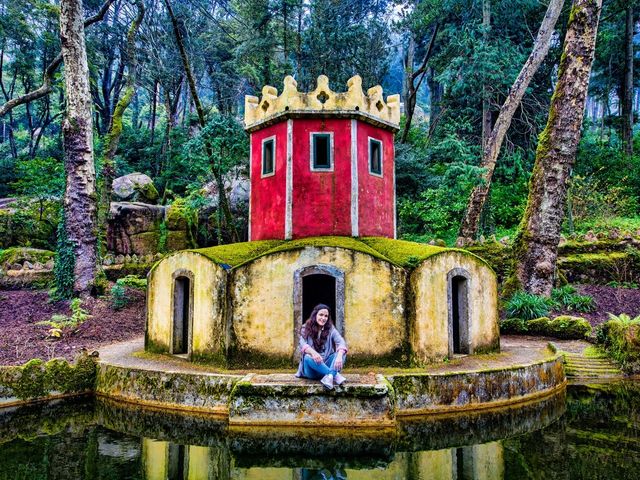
[
  {"xmin": 261, "ymin": 135, "xmax": 276, "ymax": 177},
  {"xmin": 368, "ymin": 137, "xmax": 383, "ymax": 177},
  {"xmin": 310, "ymin": 132, "xmax": 334, "ymax": 171}
]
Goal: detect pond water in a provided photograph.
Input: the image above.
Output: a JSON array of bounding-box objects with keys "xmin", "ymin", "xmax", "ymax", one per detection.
[{"xmin": 0, "ymin": 382, "xmax": 638, "ymax": 480}]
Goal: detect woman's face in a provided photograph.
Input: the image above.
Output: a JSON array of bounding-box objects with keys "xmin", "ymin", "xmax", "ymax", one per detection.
[{"xmin": 315, "ymin": 308, "xmax": 329, "ymax": 327}]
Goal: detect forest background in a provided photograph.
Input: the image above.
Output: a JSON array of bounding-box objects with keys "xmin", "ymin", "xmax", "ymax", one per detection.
[{"xmin": 0, "ymin": 0, "xmax": 637, "ymax": 257}]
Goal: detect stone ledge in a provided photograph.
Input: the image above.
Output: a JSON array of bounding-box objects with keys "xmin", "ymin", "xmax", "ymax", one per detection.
[{"xmin": 228, "ymin": 373, "xmax": 394, "ymax": 427}]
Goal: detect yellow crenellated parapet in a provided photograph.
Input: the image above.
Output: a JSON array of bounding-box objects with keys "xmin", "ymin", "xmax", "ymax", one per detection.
[{"xmin": 244, "ymin": 75, "xmax": 400, "ymax": 129}]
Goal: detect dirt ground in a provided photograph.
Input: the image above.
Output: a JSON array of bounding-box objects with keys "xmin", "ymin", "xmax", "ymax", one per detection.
[
  {"xmin": 0, "ymin": 284, "xmax": 638, "ymax": 366},
  {"xmin": 554, "ymin": 284, "xmax": 640, "ymax": 327},
  {"xmin": 0, "ymin": 287, "xmax": 145, "ymax": 366}
]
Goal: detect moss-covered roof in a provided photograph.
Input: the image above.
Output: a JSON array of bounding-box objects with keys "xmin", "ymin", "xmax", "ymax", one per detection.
[
  {"xmin": 359, "ymin": 237, "xmax": 447, "ymax": 267},
  {"xmin": 180, "ymin": 236, "xmax": 489, "ymax": 270},
  {"xmin": 190, "ymin": 239, "xmax": 284, "ymax": 267}
]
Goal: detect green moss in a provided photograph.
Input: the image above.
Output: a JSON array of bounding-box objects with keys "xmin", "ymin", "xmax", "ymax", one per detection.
[
  {"xmin": 263, "ymin": 236, "xmax": 393, "ymax": 265},
  {"xmin": 597, "ymin": 320, "xmax": 640, "ymax": 373},
  {"xmin": 190, "ymin": 239, "xmax": 285, "ymax": 267},
  {"xmin": 0, "ymin": 247, "xmax": 54, "ymax": 267},
  {"xmin": 0, "ymin": 354, "xmax": 97, "ymax": 400},
  {"xmin": 500, "ymin": 317, "xmax": 529, "ymax": 334}
]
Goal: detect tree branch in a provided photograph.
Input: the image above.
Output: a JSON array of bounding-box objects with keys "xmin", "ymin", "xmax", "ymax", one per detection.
[{"xmin": 0, "ymin": 0, "xmax": 116, "ymax": 117}]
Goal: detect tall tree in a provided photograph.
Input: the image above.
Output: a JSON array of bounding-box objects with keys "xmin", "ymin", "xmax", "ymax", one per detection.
[
  {"xmin": 509, "ymin": 0, "xmax": 602, "ymax": 296},
  {"xmin": 164, "ymin": 0, "xmax": 239, "ymax": 242},
  {"xmin": 621, "ymin": 3, "xmax": 634, "ymax": 156},
  {"xmin": 60, "ymin": 0, "xmax": 99, "ymax": 294},
  {"xmin": 98, "ymin": 0, "xmax": 145, "ymax": 253},
  {"xmin": 458, "ymin": 0, "xmax": 566, "ymax": 240}
]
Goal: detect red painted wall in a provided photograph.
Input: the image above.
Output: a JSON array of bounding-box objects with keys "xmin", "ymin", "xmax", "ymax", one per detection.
[
  {"xmin": 291, "ymin": 118, "xmax": 353, "ymax": 238},
  {"xmin": 250, "ymin": 122, "xmax": 287, "ymax": 240},
  {"xmin": 357, "ymin": 122, "xmax": 395, "ymax": 237}
]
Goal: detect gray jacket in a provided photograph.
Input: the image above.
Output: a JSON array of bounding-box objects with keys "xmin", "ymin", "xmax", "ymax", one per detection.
[{"xmin": 295, "ymin": 325, "xmax": 348, "ymax": 377}]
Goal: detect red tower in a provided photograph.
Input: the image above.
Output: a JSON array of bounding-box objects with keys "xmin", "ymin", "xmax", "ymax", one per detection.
[{"xmin": 244, "ymin": 75, "xmax": 400, "ymax": 240}]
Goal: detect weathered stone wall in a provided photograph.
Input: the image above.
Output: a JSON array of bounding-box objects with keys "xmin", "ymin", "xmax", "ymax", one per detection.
[
  {"xmin": 230, "ymin": 247, "xmax": 407, "ymax": 366},
  {"xmin": 410, "ymin": 251, "xmax": 499, "ymax": 363},
  {"xmin": 389, "ymin": 352, "xmax": 565, "ymax": 414},
  {"xmin": 96, "ymin": 363, "xmax": 241, "ymax": 414},
  {"xmin": 147, "ymin": 251, "xmax": 227, "ymax": 359}
]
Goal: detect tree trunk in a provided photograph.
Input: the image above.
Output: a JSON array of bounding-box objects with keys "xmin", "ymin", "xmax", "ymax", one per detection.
[
  {"xmin": 164, "ymin": 0, "xmax": 239, "ymax": 243},
  {"xmin": 481, "ymin": 0, "xmax": 492, "ymax": 151},
  {"xmin": 401, "ymin": 36, "xmax": 416, "ymax": 143},
  {"xmin": 60, "ymin": 0, "xmax": 99, "ymax": 294},
  {"xmin": 428, "ymin": 68, "xmax": 442, "ymax": 137},
  {"xmin": 509, "ymin": 0, "xmax": 602, "ymax": 296},
  {"xmin": 622, "ymin": 4, "xmax": 634, "ymax": 156},
  {"xmin": 98, "ymin": 0, "xmax": 145, "ymax": 255},
  {"xmin": 458, "ymin": 0, "xmax": 565, "ymax": 241}
]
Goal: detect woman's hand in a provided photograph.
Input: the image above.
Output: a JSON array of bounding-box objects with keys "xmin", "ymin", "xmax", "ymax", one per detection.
[
  {"xmin": 334, "ymin": 351, "xmax": 344, "ymax": 370},
  {"xmin": 311, "ymin": 351, "xmax": 323, "ymax": 364}
]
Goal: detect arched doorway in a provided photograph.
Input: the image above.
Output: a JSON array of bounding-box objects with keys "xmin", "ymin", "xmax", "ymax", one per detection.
[
  {"xmin": 172, "ymin": 272, "xmax": 193, "ymax": 355},
  {"xmin": 293, "ymin": 265, "xmax": 345, "ymax": 362},
  {"xmin": 448, "ymin": 268, "xmax": 470, "ymax": 356}
]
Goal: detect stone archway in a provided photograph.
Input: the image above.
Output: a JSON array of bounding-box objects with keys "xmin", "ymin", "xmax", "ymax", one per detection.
[
  {"xmin": 171, "ymin": 269, "xmax": 194, "ymax": 356},
  {"xmin": 447, "ymin": 267, "xmax": 471, "ymax": 356},
  {"xmin": 293, "ymin": 265, "xmax": 345, "ymax": 361}
]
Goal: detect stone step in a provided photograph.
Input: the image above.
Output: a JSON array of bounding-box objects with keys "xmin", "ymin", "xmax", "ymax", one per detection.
[
  {"xmin": 228, "ymin": 373, "xmax": 394, "ymax": 428},
  {"xmin": 563, "ymin": 350, "xmax": 623, "ymax": 379}
]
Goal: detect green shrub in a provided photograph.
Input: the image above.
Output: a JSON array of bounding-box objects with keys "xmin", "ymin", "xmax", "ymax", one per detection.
[
  {"xmin": 505, "ymin": 292, "xmax": 552, "ymax": 320},
  {"xmin": 596, "ymin": 314, "xmax": 640, "ymax": 373},
  {"xmin": 116, "ymin": 274, "xmax": 147, "ymax": 290},
  {"xmin": 499, "ymin": 317, "xmax": 529, "ymax": 334},
  {"xmin": 544, "ymin": 316, "xmax": 592, "ymax": 339},
  {"xmin": 37, "ymin": 298, "xmax": 91, "ymax": 336},
  {"xmin": 564, "ymin": 294, "xmax": 596, "ymax": 313},
  {"xmin": 502, "ymin": 315, "xmax": 591, "ymax": 339},
  {"xmin": 550, "ymin": 285, "xmax": 596, "ymax": 313},
  {"xmin": 110, "ymin": 284, "xmax": 129, "ymax": 310},
  {"xmin": 551, "ymin": 285, "xmax": 577, "ymax": 305}
]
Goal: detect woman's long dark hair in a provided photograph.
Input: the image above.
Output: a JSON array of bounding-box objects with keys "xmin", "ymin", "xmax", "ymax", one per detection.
[{"xmin": 302, "ymin": 304, "xmax": 334, "ymax": 352}]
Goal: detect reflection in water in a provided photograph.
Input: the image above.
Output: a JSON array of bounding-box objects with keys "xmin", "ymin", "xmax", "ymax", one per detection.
[
  {"xmin": 141, "ymin": 437, "xmax": 505, "ymax": 480},
  {"xmin": 0, "ymin": 383, "xmax": 639, "ymax": 479}
]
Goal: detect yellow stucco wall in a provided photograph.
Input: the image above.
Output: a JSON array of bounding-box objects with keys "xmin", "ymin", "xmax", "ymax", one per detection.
[
  {"xmin": 411, "ymin": 251, "xmax": 499, "ymax": 363},
  {"xmin": 231, "ymin": 247, "xmax": 406, "ymax": 362},
  {"xmin": 147, "ymin": 251, "xmax": 226, "ymax": 357}
]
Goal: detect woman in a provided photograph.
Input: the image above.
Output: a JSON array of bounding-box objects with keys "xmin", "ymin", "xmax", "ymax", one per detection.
[{"xmin": 296, "ymin": 303, "xmax": 348, "ymax": 389}]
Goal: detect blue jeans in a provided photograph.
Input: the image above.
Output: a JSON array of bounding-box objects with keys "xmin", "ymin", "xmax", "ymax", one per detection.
[{"xmin": 302, "ymin": 352, "xmax": 346, "ymax": 380}]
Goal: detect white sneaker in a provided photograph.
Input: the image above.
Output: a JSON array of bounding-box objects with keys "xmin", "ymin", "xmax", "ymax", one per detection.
[
  {"xmin": 320, "ymin": 374, "xmax": 334, "ymax": 390},
  {"xmin": 334, "ymin": 373, "xmax": 346, "ymax": 385}
]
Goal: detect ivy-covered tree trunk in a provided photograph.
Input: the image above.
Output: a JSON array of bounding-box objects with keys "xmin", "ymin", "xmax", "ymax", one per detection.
[
  {"xmin": 510, "ymin": 0, "xmax": 602, "ymax": 296},
  {"xmin": 458, "ymin": 0, "xmax": 565, "ymax": 241},
  {"xmin": 60, "ymin": 0, "xmax": 99, "ymax": 294},
  {"xmin": 98, "ymin": 0, "xmax": 145, "ymax": 255}
]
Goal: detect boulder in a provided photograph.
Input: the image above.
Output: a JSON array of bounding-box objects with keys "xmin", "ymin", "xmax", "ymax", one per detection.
[
  {"xmin": 112, "ymin": 173, "xmax": 159, "ymax": 203},
  {"xmin": 107, "ymin": 202, "xmax": 166, "ymax": 255},
  {"xmin": 202, "ymin": 167, "xmax": 250, "ymax": 213}
]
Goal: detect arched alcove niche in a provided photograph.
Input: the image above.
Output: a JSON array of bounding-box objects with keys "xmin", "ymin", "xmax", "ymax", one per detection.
[
  {"xmin": 171, "ymin": 269, "xmax": 194, "ymax": 356},
  {"xmin": 293, "ymin": 264, "xmax": 345, "ymax": 362},
  {"xmin": 447, "ymin": 267, "xmax": 471, "ymax": 356}
]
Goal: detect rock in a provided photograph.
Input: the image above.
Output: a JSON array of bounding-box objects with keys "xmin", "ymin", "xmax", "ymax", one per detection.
[
  {"xmin": 584, "ymin": 230, "xmax": 597, "ymax": 242},
  {"xmin": 44, "ymin": 259, "xmax": 54, "ymax": 270},
  {"xmin": 608, "ymin": 228, "xmax": 621, "ymax": 240},
  {"xmin": 115, "ymin": 255, "xmax": 125, "ymax": 264},
  {"xmin": 499, "ymin": 236, "xmax": 510, "ymax": 245},
  {"xmin": 434, "ymin": 239, "xmax": 446, "ymax": 247},
  {"xmin": 103, "ymin": 254, "xmax": 114, "ymax": 266},
  {"xmin": 428, "ymin": 240, "xmax": 436, "ymax": 245},
  {"xmin": 202, "ymin": 166, "xmax": 250, "ymax": 212},
  {"xmin": 10, "ymin": 263, "xmax": 22, "ymax": 271},
  {"xmin": 107, "ymin": 202, "xmax": 167, "ymax": 255},
  {"xmin": 112, "ymin": 173, "xmax": 159, "ymax": 203},
  {"xmin": 559, "ymin": 235, "xmax": 567, "ymax": 244},
  {"xmin": 478, "ymin": 235, "xmax": 486, "ymax": 244},
  {"xmin": 22, "ymin": 261, "xmax": 34, "ymax": 270},
  {"xmin": 33, "ymin": 262, "xmax": 44, "ymax": 270},
  {"xmin": 454, "ymin": 237, "xmax": 466, "ymax": 248}
]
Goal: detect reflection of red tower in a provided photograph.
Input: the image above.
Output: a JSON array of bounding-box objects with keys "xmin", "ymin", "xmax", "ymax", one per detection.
[{"xmin": 244, "ymin": 75, "xmax": 400, "ymax": 240}]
